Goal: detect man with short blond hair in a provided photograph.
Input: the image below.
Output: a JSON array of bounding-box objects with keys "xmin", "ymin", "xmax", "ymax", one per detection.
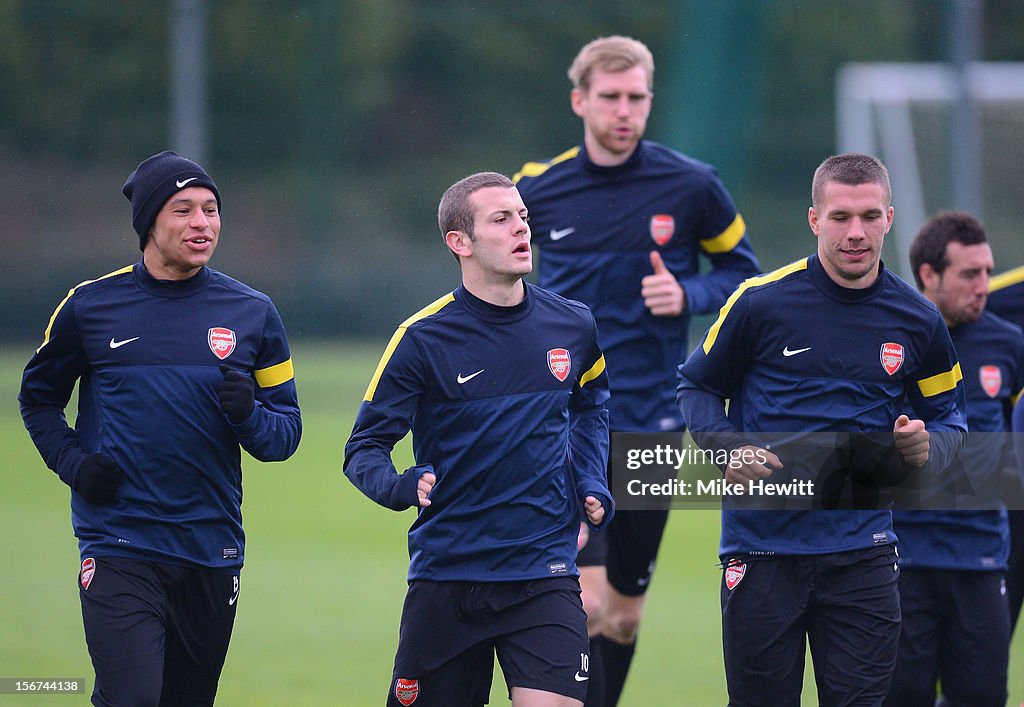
[{"xmin": 515, "ymin": 35, "xmax": 760, "ymax": 706}]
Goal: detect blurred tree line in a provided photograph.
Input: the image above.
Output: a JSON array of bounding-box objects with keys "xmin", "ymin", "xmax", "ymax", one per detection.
[{"xmin": 2, "ymin": 0, "xmax": 1023, "ymax": 342}]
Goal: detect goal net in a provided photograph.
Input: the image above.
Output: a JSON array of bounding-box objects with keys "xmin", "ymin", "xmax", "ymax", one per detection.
[{"xmin": 836, "ymin": 62, "xmax": 1024, "ymax": 280}]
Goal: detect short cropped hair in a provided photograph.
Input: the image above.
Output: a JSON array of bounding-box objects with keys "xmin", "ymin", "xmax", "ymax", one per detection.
[
  {"xmin": 908, "ymin": 210, "xmax": 987, "ymax": 289},
  {"xmin": 568, "ymin": 35, "xmax": 654, "ymax": 92},
  {"xmin": 811, "ymin": 153, "xmax": 892, "ymax": 210},
  {"xmin": 438, "ymin": 172, "xmax": 515, "ymax": 260}
]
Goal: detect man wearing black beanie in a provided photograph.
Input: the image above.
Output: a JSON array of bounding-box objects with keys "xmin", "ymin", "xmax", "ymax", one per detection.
[{"xmin": 19, "ymin": 150, "xmax": 302, "ymax": 706}]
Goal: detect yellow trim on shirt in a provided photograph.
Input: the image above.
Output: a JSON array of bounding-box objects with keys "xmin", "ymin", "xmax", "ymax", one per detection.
[
  {"xmin": 513, "ymin": 147, "xmax": 581, "ymax": 183},
  {"xmin": 700, "ymin": 214, "xmax": 747, "ymax": 254},
  {"xmin": 990, "ymin": 265, "xmax": 1024, "ymax": 293},
  {"xmin": 579, "ymin": 355, "xmax": 606, "ymax": 387},
  {"xmin": 37, "ymin": 265, "xmax": 135, "ymax": 353},
  {"xmin": 255, "ymin": 359, "xmax": 294, "ymax": 388},
  {"xmin": 363, "ymin": 292, "xmax": 457, "ymax": 402},
  {"xmin": 702, "ymin": 258, "xmax": 809, "ymax": 355},
  {"xmin": 916, "ymin": 362, "xmax": 963, "ymax": 398}
]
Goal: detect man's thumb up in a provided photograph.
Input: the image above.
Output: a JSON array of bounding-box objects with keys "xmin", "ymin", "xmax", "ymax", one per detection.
[{"xmin": 650, "ymin": 250, "xmax": 670, "ymax": 275}]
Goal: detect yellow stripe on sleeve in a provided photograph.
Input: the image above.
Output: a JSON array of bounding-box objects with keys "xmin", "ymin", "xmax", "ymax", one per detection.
[
  {"xmin": 702, "ymin": 258, "xmax": 809, "ymax": 355},
  {"xmin": 37, "ymin": 265, "xmax": 134, "ymax": 353},
  {"xmin": 363, "ymin": 292, "xmax": 456, "ymax": 402},
  {"xmin": 700, "ymin": 214, "xmax": 747, "ymax": 254},
  {"xmin": 579, "ymin": 355, "xmax": 606, "ymax": 387},
  {"xmin": 989, "ymin": 265, "xmax": 1024, "ymax": 293},
  {"xmin": 916, "ymin": 362, "xmax": 963, "ymax": 398},
  {"xmin": 512, "ymin": 147, "xmax": 580, "ymax": 183},
  {"xmin": 255, "ymin": 358, "xmax": 294, "ymax": 388}
]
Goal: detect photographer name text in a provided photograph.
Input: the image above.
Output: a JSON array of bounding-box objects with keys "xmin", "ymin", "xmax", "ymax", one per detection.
[{"xmin": 626, "ymin": 478, "xmax": 815, "ymax": 498}]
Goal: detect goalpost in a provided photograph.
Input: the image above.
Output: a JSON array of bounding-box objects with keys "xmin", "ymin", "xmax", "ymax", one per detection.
[{"xmin": 836, "ymin": 62, "xmax": 1024, "ymax": 280}]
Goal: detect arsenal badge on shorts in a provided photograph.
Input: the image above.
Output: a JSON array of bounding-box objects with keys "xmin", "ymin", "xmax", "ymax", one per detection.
[
  {"xmin": 980, "ymin": 364, "xmax": 1001, "ymax": 398},
  {"xmin": 724, "ymin": 560, "xmax": 746, "ymax": 590},
  {"xmin": 394, "ymin": 678, "xmax": 419, "ymax": 706},
  {"xmin": 650, "ymin": 214, "xmax": 675, "ymax": 245},
  {"xmin": 81, "ymin": 557, "xmax": 96, "ymax": 591},
  {"xmin": 879, "ymin": 342, "xmax": 904, "ymax": 376},
  {"xmin": 547, "ymin": 348, "xmax": 571, "ymax": 382},
  {"xmin": 208, "ymin": 327, "xmax": 236, "ymax": 360}
]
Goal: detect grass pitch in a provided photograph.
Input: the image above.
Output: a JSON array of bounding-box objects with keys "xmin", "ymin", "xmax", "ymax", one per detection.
[{"xmin": 2, "ymin": 342, "xmax": 1022, "ymax": 705}]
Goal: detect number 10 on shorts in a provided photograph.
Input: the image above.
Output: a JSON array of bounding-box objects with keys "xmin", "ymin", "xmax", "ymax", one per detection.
[{"xmin": 575, "ymin": 652, "xmax": 591, "ymax": 682}]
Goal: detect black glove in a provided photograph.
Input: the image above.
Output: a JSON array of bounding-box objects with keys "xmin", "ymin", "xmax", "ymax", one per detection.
[
  {"xmin": 73, "ymin": 454, "xmax": 123, "ymax": 505},
  {"xmin": 387, "ymin": 465, "xmax": 425, "ymax": 511},
  {"xmin": 219, "ymin": 364, "xmax": 255, "ymax": 424}
]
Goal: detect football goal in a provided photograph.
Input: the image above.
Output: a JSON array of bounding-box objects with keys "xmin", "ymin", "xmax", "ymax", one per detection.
[{"xmin": 836, "ymin": 62, "xmax": 1024, "ymax": 279}]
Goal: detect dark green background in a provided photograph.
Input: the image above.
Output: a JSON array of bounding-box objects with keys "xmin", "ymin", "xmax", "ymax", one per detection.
[{"xmin": 2, "ymin": 0, "xmax": 1023, "ymax": 342}]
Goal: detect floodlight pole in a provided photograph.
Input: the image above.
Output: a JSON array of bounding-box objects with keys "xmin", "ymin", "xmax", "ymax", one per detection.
[
  {"xmin": 950, "ymin": 0, "xmax": 983, "ymax": 216},
  {"xmin": 169, "ymin": 0, "xmax": 208, "ymax": 164}
]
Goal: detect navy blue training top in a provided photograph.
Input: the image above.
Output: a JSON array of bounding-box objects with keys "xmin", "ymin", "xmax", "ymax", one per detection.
[
  {"xmin": 678, "ymin": 255, "xmax": 968, "ymax": 558},
  {"xmin": 344, "ymin": 283, "xmax": 612, "ymax": 582},
  {"xmin": 515, "ymin": 141, "xmax": 760, "ymax": 433},
  {"xmin": 20, "ymin": 262, "xmax": 302, "ymax": 571},
  {"xmin": 893, "ymin": 310, "xmax": 1024, "ymax": 570}
]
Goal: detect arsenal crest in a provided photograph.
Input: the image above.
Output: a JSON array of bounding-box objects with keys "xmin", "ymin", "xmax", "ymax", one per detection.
[
  {"xmin": 980, "ymin": 365, "xmax": 1002, "ymax": 398},
  {"xmin": 879, "ymin": 342, "xmax": 904, "ymax": 376},
  {"xmin": 81, "ymin": 557, "xmax": 96, "ymax": 591},
  {"xmin": 208, "ymin": 327, "xmax": 236, "ymax": 360},
  {"xmin": 547, "ymin": 348, "xmax": 571, "ymax": 382},
  {"xmin": 724, "ymin": 560, "xmax": 746, "ymax": 590},
  {"xmin": 394, "ymin": 678, "xmax": 419, "ymax": 706},
  {"xmin": 650, "ymin": 214, "xmax": 675, "ymax": 246}
]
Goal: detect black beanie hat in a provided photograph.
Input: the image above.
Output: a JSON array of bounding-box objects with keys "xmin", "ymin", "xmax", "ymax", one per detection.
[{"xmin": 122, "ymin": 150, "xmax": 222, "ymax": 250}]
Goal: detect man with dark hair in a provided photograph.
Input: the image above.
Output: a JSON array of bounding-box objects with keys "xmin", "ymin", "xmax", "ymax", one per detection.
[
  {"xmin": 886, "ymin": 210, "xmax": 1023, "ymax": 707},
  {"xmin": 345, "ymin": 172, "xmax": 613, "ymax": 707},
  {"xmin": 677, "ymin": 153, "xmax": 968, "ymax": 705},
  {"xmin": 19, "ymin": 150, "xmax": 302, "ymax": 706},
  {"xmin": 513, "ymin": 35, "xmax": 760, "ymax": 706}
]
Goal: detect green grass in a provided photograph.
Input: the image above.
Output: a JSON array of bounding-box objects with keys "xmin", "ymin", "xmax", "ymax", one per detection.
[{"xmin": 2, "ymin": 341, "xmax": 1023, "ymax": 705}]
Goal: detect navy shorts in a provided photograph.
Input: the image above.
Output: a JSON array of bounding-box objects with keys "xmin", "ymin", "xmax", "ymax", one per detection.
[
  {"xmin": 577, "ymin": 508, "xmax": 669, "ymax": 597},
  {"xmin": 388, "ymin": 577, "xmax": 590, "ymax": 706},
  {"xmin": 578, "ymin": 458, "xmax": 670, "ymax": 597},
  {"xmin": 884, "ymin": 568, "xmax": 1008, "ymax": 707},
  {"xmin": 78, "ymin": 556, "xmax": 239, "ymax": 707},
  {"xmin": 720, "ymin": 545, "xmax": 900, "ymax": 707}
]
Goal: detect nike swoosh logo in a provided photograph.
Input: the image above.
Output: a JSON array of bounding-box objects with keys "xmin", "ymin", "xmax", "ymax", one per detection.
[
  {"xmin": 229, "ymin": 593, "xmax": 238, "ymax": 606},
  {"xmin": 550, "ymin": 227, "xmax": 576, "ymax": 241},
  {"xmin": 574, "ymin": 672, "xmax": 589, "ymax": 682},
  {"xmin": 176, "ymin": 177, "xmax": 199, "ymax": 188},
  {"xmin": 456, "ymin": 370, "xmax": 484, "ymax": 384},
  {"xmin": 109, "ymin": 337, "xmax": 140, "ymax": 349},
  {"xmin": 782, "ymin": 346, "xmax": 811, "ymax": 357}
]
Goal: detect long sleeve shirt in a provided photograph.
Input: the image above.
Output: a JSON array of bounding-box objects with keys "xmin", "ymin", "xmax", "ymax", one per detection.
[
  {"xmin": 515, "ymin": 141, "xmax": 760, "ymax": 433},
  {"xmin": 677, "ymin": 255, "xmax": 967, "ymax": 558},
  {"xmin": 19, "ymin": 262, "xmax": 301, "ymax": 570},
  {"xmin": 344, "ymin": 284, "xmax": 612, "ymax": 582}
]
